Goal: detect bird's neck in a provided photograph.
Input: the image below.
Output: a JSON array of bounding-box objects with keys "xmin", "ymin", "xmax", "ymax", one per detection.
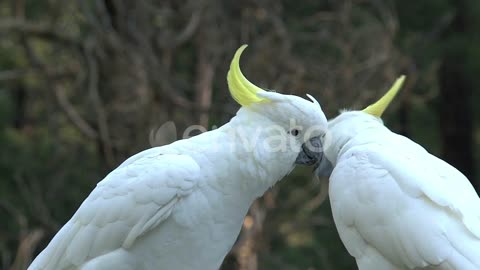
[
  {"xmin": 222, "ymin": 112, "xmax": 294, "ymax": 195},
  {"xmin": 175, "ymin": 111, "xmax": 292, "ymax": 199}
]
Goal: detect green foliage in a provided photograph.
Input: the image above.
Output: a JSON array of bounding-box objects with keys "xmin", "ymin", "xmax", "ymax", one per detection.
[{"xmin": 396, "ymin": 0, "xmax": 452, "ymax": 31}]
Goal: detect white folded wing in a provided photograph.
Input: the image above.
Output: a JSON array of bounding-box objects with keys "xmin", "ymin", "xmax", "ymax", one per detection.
[
  {"xmin": 330, "ymin": 136, "xmax": 480, "ymax": 270},
  {"xmin": 29, "ymin": 151, "xmax": 199, "ymax": 270}
]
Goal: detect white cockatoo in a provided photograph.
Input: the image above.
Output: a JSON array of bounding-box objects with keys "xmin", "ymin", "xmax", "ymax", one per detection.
[
  {"xmin": 314, "ymin": 76, "xmax": 480, "ymax": 269},
  {"xmin": 28, "ymin": 45, "xmax": 328, "ymax": 270}
]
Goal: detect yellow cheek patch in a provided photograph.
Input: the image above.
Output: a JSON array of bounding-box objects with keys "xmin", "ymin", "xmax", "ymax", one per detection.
[
  {"xmin": 227, "ymin": 45, "xmax": 270, "ymax": 106},
  {"xmin": 363, "ymin": 75, "xmax": 406, "ymax": 117}
]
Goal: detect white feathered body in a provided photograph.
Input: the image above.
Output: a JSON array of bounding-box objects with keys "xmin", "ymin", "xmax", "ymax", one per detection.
[
  {"xmin": 29, "ymin": 43, "xmax": 329, "ymax": 270},
  {"xmin": 325, "ymin": 112, "xmax": 480, "ymax": 270},
  {"xmin": 29, "ymin": 103, "xmax": 321, "ymax": 270},
  {"xmin": 31, "ymin": 128, "xmax": 250, "ymax": 270}
]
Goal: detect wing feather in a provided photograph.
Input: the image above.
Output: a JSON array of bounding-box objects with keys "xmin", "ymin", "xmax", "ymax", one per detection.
[
  {"xmin": 29, "ymin": 152, "xmax": 199, "ymax": 270},
  {"xmin": 371, "ymin": 135, "xmax": 480, "ymax": 238},
  {"xmin": 330, "ymin": 140, "xmax": 480, "ymax": 269}
]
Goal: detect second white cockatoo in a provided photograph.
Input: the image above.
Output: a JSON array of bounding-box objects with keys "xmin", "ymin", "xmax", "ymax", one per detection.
[
  {"xmin": 314, "ymin": 77, "xmax": 480, "ymax": 269},
  {"xmin": 28, "ymin": 45, "xmax": 328, "ymax": 270}
]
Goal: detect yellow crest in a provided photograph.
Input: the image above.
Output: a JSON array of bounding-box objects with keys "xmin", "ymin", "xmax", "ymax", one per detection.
[
  {"xmin": 227, "ymin": 45, "xmax": 269, "ymax": 106},
  {"xmin": 363, "ymin": 75, "xmax": 406, "ymax": 117}
]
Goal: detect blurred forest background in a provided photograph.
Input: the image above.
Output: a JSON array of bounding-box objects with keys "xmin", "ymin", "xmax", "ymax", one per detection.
[{"xmin": 1, "ymin": 0, "xmax": 480, "ymax": 269}]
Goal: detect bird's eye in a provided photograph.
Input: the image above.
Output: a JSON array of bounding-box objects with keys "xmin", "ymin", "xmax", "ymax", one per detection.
[{"xmin": 289, "ymin": 129, "xmax": 300, "ymax": 136}]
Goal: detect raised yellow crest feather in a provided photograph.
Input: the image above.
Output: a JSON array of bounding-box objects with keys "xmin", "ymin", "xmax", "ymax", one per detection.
[
  {"xmin": 363, "ymin": 75, "xmax": 406, "ymax": 117},
  {"xmin": 227, "ymin": 45, "xmax": 269, "ymax": 106}
]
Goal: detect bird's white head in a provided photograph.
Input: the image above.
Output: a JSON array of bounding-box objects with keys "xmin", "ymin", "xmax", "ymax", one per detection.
[
  {"xmin": 226, "ymin": 45, "xmax": 328, "ymax": 185},
  {"xmin": 320, "ymin": 76, "xmax": 406, "ymax": 168}
]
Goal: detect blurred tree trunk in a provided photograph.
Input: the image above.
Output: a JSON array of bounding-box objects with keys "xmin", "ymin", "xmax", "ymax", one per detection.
[
  {"xmin": 9, "ymin": 229, "xmax": 44, "ymax": 270},
  {"xmin": 194, "ymin": 4, "xmax": 218, "ymax": 128},
  {"xmin": 438, "ymin": 0, "xmax": 476, "ymax": 189},
  {"xmin": 12, "ymin": 84, "xmax": 26, "ymax": 129}
]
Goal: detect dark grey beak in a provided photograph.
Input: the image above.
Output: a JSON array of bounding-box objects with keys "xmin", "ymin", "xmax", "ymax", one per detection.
[
  {"xmin": 295, "ymin": 136, "xmax": 334, "ymax": 177},
  {"xmin": 295, "ymin": 136, "xmax": 323, "ymax": 166}
]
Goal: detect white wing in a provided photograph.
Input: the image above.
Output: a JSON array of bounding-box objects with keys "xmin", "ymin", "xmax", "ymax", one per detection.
[
  {"xmin": 29, "ymin": 150, "xmax": 200, "ymax": 270},
  {"xmin": 330, "ymin": 139, "xmax": 480, "ymax": 270}
]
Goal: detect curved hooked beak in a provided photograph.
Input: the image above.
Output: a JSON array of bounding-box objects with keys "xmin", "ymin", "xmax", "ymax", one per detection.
[
  {"xmin": 295, "ymin": 136, "xmax": 323, "ymax": 166},
  {"xmin": 295, "ymin": 136, "xmax": 333, "ymax": 176}
]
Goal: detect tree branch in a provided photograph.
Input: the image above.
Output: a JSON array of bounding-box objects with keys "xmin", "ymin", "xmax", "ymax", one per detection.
[
  {"xmin": 54, "ymin": 84, "xmax": 98, "ymax": 139},
  {"xmin": 84, "ymin": 40, "xmax": 116, "ymax": 167},
  {"xmin": 0, "ymin": 19, "xmax": 80, "ymax": 49}
]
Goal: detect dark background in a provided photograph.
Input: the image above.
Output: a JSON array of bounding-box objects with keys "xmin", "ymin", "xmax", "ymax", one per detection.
[{"xmin": 1, "ymin": 0, "xmax": 479, "ymax": 269}]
